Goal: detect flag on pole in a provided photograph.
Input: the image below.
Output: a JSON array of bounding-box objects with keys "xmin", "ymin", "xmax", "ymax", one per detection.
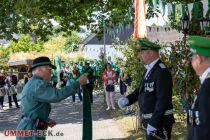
[
  {"xmin": 82, "ymin": 86, "xmax": 92, "ymax": 140},
  {"xmin": 134, "ymin": 0, "xmax": 147, "ymax": 39}
]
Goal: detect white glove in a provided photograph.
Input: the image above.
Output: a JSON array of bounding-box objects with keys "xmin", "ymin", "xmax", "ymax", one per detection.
[
  {"xmin": 147, "ymin": 124, "xmax": 157, "ymax": 135},
  {"xmin": 117, "ymin": 97, "xmax": 129, "ymax": 109}
]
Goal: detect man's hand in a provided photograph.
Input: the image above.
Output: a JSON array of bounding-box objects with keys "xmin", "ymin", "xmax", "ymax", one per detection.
[
  {"xmin": 147, "ymin": 124, "xmax": 157, "ymax": 135},
  {"xmin": 77, "ymin": 73, "xmax": 88, "ymax": 85},
  {"xmin": 56, "ymin": 83, "xmax": 61, "ymax": 88},
  {"xmin": 47, "ymin": 118, "xmax": 56, "ymax": 128},
  {"xmin": 117, "ymin": 97, "xmax": 129, "ymax": 109}
]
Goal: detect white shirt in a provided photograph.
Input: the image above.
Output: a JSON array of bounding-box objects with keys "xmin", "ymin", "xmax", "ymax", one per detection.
[
  {"xmin": 144, "ymin": 58, "xmax": 159, "ymax": 78},
  {"xmin": 107, "ymin": 71, "xmax": 114, "ymax": 85},
  {"xmin": 199, "ymin": 67, "xmax": 210, "ymax": 84}
]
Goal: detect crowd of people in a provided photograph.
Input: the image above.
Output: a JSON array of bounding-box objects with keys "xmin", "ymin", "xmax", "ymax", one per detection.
[
  {"xmin": 14, "ymin": 56, "xmax": 132, "ymax": 140},
  {"xmin": 56, "ymin": 59, "xmax": 131, "ymax": 107},
  {"xmin": 0, "ymin": 58, "xmax": 131, "ymax": 111}
]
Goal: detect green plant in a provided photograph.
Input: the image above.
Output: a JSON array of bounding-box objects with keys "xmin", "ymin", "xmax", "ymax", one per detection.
[
  {"xmin": 64, "ymin": 31, "xmax": 82, "ymax": 53},
  {"xmin": 0, "ymin": 46, "xmax": 10, "ymax": 69},
  {"xmin": 9, "ymin": 34, "xmax": 43, "ymax": 53},
  {"xmin": 122, "ymin": 38, "xmax": 145, "ymax": 88}
]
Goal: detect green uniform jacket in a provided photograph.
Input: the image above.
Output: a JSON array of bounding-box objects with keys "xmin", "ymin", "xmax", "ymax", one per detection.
[
  {"xmin": 16, "ymin": 75, "xmax": 79, "ymax": 140},
  {"xmin": 78, "ymin": 66, "xmax": 85, "ymax": 75}
]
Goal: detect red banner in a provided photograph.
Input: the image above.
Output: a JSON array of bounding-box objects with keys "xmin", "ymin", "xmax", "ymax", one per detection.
[{"xmin": 134, "ymin": 0, "xmax": 147, "ymax": 39}]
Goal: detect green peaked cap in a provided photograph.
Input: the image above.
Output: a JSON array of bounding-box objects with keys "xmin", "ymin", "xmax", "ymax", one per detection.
[
  {"xmin": 138, "ymin": 38, "xmax": 161, "ymax": 52},
  {"xmin": 187, "ymin": 36, "xmax": 210, "ymax": 56}
]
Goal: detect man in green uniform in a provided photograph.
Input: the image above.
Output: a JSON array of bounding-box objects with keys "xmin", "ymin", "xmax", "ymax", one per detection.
[
  {"xmin": 16, "ymin": 56, "xmax": 87, "ymax": 140},
  {"xmin": 67, "ymin": 64, "xmax": 82, "ymax": 102},
  {"xmin": 185, "ymin": 36, "xmax": 210, "ymax": 140},
  {"xmin": 78, "ymin": 62, "xmax": 85, "ymax": 75}
]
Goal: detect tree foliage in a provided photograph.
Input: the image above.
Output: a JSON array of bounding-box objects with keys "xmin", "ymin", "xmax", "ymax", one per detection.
[
  {"xmin": 123, "ymin": 39, "xmax": 144, "ymax": 88},
  {"xmin": 9, "ymin": 34, "xmax": 43, "ymax": 53},
  {"xmin": 0, "ymin": 0, "xmax": 134, "ymax": 41},
  {"xmin": 0, "ymin": 46, "xmax": 10, "ymax": 68},
  {"xmin": 0, "ymin": 0, "xmax": 206, "ymax": 42},
  {"xmin": 161, "ymin": 40, "xmax": 199, "ymax": 108},
  {"xmin": 0, "ymin": 34, "xmax": 43, "ymax": 68},
  {"xmin": 43, "ymin": 34, "xmax": 67, "ymax": 53},
  {"xmin": 64, "ymin": 31, "xmax": 82, "ymax": 53}
]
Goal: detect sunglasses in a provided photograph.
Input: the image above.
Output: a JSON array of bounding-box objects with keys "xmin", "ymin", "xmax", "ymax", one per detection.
[{"xmin": 188, "ymin": 53, "xmax": 197, "ymax": 62}]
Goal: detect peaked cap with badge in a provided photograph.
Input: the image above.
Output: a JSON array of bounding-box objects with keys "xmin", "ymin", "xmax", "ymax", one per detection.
[
  {"xmin": 187, "ymin": 36, "xmax": 210, "ymax": 56},
  {"xmin": 138, "ymin": 38, "xmax": 161, "ymax": 52}
]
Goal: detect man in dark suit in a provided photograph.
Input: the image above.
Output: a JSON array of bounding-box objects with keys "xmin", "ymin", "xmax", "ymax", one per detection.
[
  {"xmin": 0, "ymin": 70, "xmax": 6, "ymax": 109},
  {"xmin": 118, "ymin": 38, "xmax": 175, "ymax": 140},
  {"xmin": 185, "ymin": 36, "xmax": 210, "ymax": 140},
  {"xmin": 84, "ymin": 61, "xmax": 95, "ymax": 103}
]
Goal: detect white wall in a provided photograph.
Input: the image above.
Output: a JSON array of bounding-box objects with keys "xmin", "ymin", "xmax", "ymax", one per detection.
[{"xmin": 82, "ymin": 45, "xmax": 124, "ymax": 60}]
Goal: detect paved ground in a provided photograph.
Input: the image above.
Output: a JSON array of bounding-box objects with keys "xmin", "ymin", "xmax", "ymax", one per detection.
[{"xmin": 0, "ymin": 89, "xmax": 128, "ymax": 140}]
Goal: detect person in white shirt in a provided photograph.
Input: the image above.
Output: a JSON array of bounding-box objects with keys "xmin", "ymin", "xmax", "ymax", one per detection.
[
  {"xmin": 118, "ymin": 39, "xmax": 174, "ymax": 140},
  {"xmin": 102, "ymin": 63, "xmax": 116, "ymax": 110}
]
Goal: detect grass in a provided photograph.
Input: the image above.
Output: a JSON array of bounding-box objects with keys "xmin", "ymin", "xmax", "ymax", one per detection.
[{"xmin": 109, "ymin": 108, "xmax": 145, "ymax": 140}]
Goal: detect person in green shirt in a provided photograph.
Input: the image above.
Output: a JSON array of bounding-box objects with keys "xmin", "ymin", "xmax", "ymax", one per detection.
[
  {"xmin": 78, "ymin": 62, "xmax": 85, "ymax": 75},
  {"xmin": 16, "ymin": 56, "xmax": 87, "ymax": 140}
]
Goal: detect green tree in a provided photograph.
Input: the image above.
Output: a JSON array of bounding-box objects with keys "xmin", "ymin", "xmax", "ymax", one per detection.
[
  {"xmin": 1, "ymin": 0, "xmax": 203, "ymax": 41},
  {"xmin": 9, "ymin": 34, "xmax": 43, "ymax": 53},
  {"xmin": 43, "ymin": 34, "xmax": 67, "ymax": 53},
  {"xmin": 43, "ymin": 32, "xmax": 82, "ymax": 53},
  {"xmin": 0, "ymin": 0, "xmax": 134, "ymax": 41},
  {"xmin": 0, "ymin": 34, "xmax": 43, "ymax": 68},
  {"xmin": 0, "ymin": 46, "xmax": 10, "ymax": 68},
  {"xmin": 64, "ymin": 31, "xmax": 82, "ymax": 53}
]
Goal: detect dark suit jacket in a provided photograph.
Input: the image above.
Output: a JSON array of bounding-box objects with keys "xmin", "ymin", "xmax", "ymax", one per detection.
[
  {"xmin": 127, "ymin": 60, "xmax": 175, "ymax": 128},
  {"xmin": 186, "ymin": 76, "xmax": 210, "ymax": 140}
]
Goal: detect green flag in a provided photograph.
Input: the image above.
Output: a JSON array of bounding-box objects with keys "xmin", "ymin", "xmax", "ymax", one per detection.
[
  {"xmin": 82, "ymin": 86, "xmax": 92, "ymax": 140},
  {"xmin": 152, "ymin": 0, "xmax": 158, "ymax": 10},
  {"xmin": 193, "ymin": 0, "xmax": 199, "ymax": 20},
  {"xmin": 171, "ymin": 3, "xmax": 176, "ymax": 20},
  {"xmin": 205, "ymin": 0, "xmax": 210, "ymax": 18},
  {"xmin": 161, "ymin": 1, "xmax": 166, "ymax": 16}
]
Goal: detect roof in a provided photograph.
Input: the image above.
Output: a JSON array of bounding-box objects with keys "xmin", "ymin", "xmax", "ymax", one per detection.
[
  {"xmin": 8, "ymin": 51, "xmax": 86, "ymax": 67},
  {"xmin": 82, "ymin": 25, "xmax": 183, "ymax": 46},
  {"xmin": 83, "ymin": 25, "xmax": 134, "ymax": 45},
  {"xmin": 8, "ymin": 60, "xmax": 33, "ymax": 67}
]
